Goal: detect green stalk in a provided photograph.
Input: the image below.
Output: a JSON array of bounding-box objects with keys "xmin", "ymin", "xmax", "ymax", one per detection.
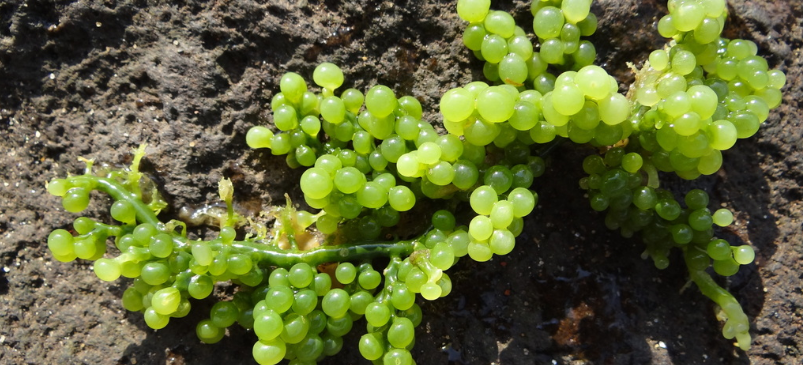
[
  {"xmin": 211, "ymin": 239, "xmax": 417, "ymax": 267},
  {"xmin": 72, "ymin": 174, "xmax": 419, "ymax": 267},
  {"xmin": 686, "ymin": 266, "xmax": 751, "ymax": 350},
  {"xmin": 67, "ymin": 175, "xmax": 161, "ymax": 226}
]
